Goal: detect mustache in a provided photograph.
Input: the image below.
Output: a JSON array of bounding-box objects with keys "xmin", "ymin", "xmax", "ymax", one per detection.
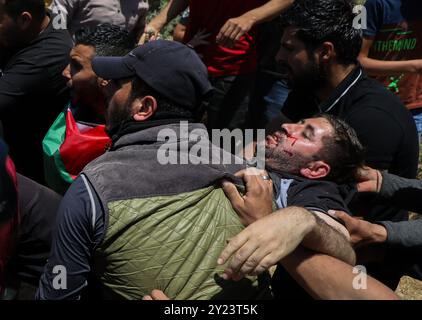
[{"xmin": 270, "ymin": 127, "xmax": 288, "ymax": 140}]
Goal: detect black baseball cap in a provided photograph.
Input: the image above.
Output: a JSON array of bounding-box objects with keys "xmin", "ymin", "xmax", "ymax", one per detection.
[{"xmin": 92, "ymin": 40, "xmax": 213, "ymax": 110}]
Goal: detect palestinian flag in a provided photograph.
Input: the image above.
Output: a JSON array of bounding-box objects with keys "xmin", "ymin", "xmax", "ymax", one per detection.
[
  {"xmin": 0, "ymin": 139, "xmax": 18, "ymax": 297},
  {"xmin": 43, "ymin": 105, "xmax": 111, "ymax": 194}
]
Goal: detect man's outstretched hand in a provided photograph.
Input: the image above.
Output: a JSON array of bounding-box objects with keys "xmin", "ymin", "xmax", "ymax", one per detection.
[
  {"xmin": 138, "ymin": 25, "xmax": 160, "ymax": 45},
  {"xmin": 216, "ymin": 15, "xmax": 256, "ymax": 48},
  {"xmin": 329, "ymin": 210, "xmax": 387, "ymax": 248}
]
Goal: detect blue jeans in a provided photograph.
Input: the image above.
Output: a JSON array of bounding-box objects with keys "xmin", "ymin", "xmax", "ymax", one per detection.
[
  {"xmin": 264, "ymin": 79, "xmax": 290, "ymax": 123},
  {"xmin": 411, "ymin": 108, "xmax": 422, "ymax": 141}
]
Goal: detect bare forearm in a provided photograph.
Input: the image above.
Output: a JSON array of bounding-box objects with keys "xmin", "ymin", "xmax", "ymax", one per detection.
[
  {"xmin": 218, "ymin": 207, "xmax": 353, "ymax": 282},
  {"xmin": 148, "ymin": 0, "xmax": 189, "ymax": 31},
  {"xmin": 301, "ymin": 212, "xmax": 356, "ymax": 265},
  {"xmin": 281, "ymin": 247, "xmax": 399, "ymax": 300},
  {"xmin": 359, "ymin": 56, "xmax": 422, "ymax": 76},
  {"xmin": 241, "ymin": 0, "xmax": 294, "ymax": 27}
]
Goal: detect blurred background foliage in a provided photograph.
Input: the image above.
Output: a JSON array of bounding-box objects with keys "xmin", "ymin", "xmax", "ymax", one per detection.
[{"xmin": 148, "ymin": 0, "xmax": 178, "ymax": 39}]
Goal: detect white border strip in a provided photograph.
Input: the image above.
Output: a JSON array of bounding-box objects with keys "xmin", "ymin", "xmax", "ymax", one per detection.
[{"xmin": 81, "ymin": 174, "xmax": 97, "ymax": 230}]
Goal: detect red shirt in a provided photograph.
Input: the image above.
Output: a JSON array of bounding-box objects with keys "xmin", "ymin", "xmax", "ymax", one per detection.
[{"xmin": 185, "ymin": 0, "xmax": 265, "ymax": 77}]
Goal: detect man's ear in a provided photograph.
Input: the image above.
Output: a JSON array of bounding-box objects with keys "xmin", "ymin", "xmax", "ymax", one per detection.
[
  {"xmin": 300, "ymin": 161, "xmax": 330, "ymax": 180},
  {"xmin": 132, "ymin": 95, "xmax": 157, "ymax": 122},
  {"xmin": 318, "ymin": 42, "xmax": 336, "ymax": 64},
  {"xmin": 17, "ymin": 12, "xmax": 33, "ymax": 30}
]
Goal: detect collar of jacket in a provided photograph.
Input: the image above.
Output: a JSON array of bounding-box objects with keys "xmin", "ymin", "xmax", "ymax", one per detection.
[{"xmin": 111, "ymin": 121, "xmax": 208, "ymax": 151}]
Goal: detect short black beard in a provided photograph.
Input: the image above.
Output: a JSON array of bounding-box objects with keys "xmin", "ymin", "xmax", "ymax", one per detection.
[
  {"xmin": 265, "ymin": 147, "xmax": 311, "ymax": 175},
  {"xmin": 105, "ymin": 100, "xmax": 133, "ymax": 138},
  {"xmin": 292, "ymin": 59, "xmax": 328, "ymax": 92}
]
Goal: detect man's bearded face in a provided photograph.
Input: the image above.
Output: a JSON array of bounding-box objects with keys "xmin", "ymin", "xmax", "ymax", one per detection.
[
  {"xmin": 265, "ymin": 118, "xmax": 333, "ymax": 174},
  {"xmin": 276, "ymin": 26, "xmax": 329, "ymax": 91}
]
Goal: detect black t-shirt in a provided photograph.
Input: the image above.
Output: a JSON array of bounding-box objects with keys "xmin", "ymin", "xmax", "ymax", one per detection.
[
  {"xmin": 281, "ymin": 66, "xmax": 419, "ymax": 222},
  {"xmin": 0, "ymin": 17, "xmax": 72, "ymax": 183},
  {"xmin": 270, "ymin": 170, "xmax": 351, "ymax": 216},
  {"xmin": 268, "ymin": 170, "xmax": 354, "ymax": 300}
]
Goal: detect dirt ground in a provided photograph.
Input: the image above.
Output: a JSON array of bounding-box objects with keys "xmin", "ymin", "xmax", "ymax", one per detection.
[
  {"xmin": 396, "ymin": 276, "xmax": 422, "ymax": 300},
  {"xmin": 396, "ymin": 211, "xmax": 422, "ymax": 299}
]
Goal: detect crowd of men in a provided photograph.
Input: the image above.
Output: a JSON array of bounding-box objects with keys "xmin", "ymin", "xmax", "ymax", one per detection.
[{"xmin": 1, "ymin": 0, "xmax": 422, "ymax": 300}]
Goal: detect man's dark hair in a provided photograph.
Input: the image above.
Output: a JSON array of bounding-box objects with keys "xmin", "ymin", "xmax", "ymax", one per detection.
[
  {"xmin": 282, "ymin": 0, "xmax": 362, "ymax": 65},
  {"xmin": 316, "ymin": 114, "xmax": 365, "ymax": 184},
  {"xmin": 74, "ymin": 24, "xmax": 135, "ymax": 57},
  {"xmin": 4, "ymin": 0, "xmax": 46, "ymax": 21},
  {"xmin": 130, "ymin": 77, "xmax": 196, "ymax": 121}
]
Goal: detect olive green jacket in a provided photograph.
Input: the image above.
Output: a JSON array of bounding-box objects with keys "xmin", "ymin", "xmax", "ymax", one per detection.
[{"xmin": 83, "ymin": 123, "xmax": 271, "ymax": 299}]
